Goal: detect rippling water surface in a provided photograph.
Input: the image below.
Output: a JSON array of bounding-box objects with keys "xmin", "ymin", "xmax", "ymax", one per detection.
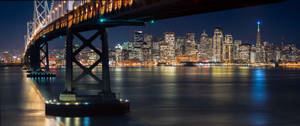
[{"xmin": 1, "ymin": 66, "xmax": 300, "ymax": 126}]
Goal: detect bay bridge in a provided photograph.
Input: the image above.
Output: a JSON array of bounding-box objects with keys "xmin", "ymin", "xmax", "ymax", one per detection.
[{"xmin": 23, "ymin": 0, "xmax": 284, "ymax": 116}]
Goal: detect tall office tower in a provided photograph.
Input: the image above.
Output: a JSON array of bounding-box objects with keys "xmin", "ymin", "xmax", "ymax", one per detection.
[
  {"xmin": 175, "ymin": 37, "xmax": 185, "ymax": 56},
  {"xmin": 233, "ymin": 40, "xmax": 242, "ymax": 62},
  {"xmin": 165, "ymin": 32, "xmax": 175, "ymax": 46},
  {"xmin": 144, "ymin": 34, "xmax": 153, "ymax": 47},
  {"xmin": 134, "ymin": 30, "xmax": 143, "ymax": 42},
  {"xmin": 275, "ymin": 47, "xmax": 281, "ymax": 62},
  {"xmin": 212, "ymin": 27, "xmax": 223, "ymax": 62},
  {"xmin": 185, "ymin": 32, "xmax": 197, "ymax": 57},
  {"xmin": 141, "ymin": 34, "xmax": 153, "ymax": 62},
  {"xmin": 121, "ymin": 42, "xmax": 130, "ymax": 50},
  {"xmin": 115, "ymin": 44, "xmax": 123, "ymax": 63},
  {"xmin": 208, "ymin": 38, "xmax": 213, "ymax": 59},
  {"xmin": 198, "ymin": 31, "xmax": 212, "ymax": 61},
  {"xmin": 152, "ymin": 40, "xmax": 161, "ymax": 63},
  {"xmin": 164, "ymin": 32, "xmax": 176, "ymax": 61},
  {"xmin": 263, "ymin": 41, "xmax": 269, "ymax": 47},
  {"xmin": 290, "ymin": 44, "xmax": 297, "ymax": 62},
  {"xmin": 250, "ymin": 45, "xmax": 256, "ymax": 64},
  {"xmin": 255, "ymin": 21, "xmax": 264, "ymax": 63},
  {"xmin": 133, "ymin": 30, "xmax": 143, "ymax": 49},
  {"xmin": 239, "ymin": 43, "xmax": 251, "ymax": 63},
  {"xmin": 142, "ymin": 44, "xmax": 152, "ymax": 62},
  {"xmin": 2, "ymin": 51, "xmax": 12, "ymax": 63},
  {"xmin": 129, "ymin": 30, "xmax": 143, "ymax": 61},
  {"xmin": 222, "ymin": 34, "xmax": 234, "ymax": 63}
]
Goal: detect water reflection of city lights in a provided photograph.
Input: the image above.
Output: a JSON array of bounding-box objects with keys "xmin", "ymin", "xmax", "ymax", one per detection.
[
  {"xmin": 74, "ymin": 117, "xmax": 81, "ymax": 126},
  {"xmin": 56, "ymin": 117, "xmax": 62, "ymax": 126},
  {"xmin": 65, "ymin": 117, "xmax": 71, "ymax": 126},
  {"xmin": 249, "ymin": 113, "xmax": 268, "ymax": 126},
  {"xmin": 252, "ymin": 69, "xmax": 267, "ymax": 105},
  {"xmin": 83, "ymin": 117, "xmax": 90, "ymax": 126}
]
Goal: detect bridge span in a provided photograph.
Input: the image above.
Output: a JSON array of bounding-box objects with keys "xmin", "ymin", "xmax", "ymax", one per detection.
[{"xmin": 23, "ymin": 0, "xmax": 284, "ymax": 116}]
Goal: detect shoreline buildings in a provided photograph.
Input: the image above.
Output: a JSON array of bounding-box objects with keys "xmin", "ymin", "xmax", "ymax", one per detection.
[
  {"xmin": 105, "ymin": 21, "xmax": 299, "ymax": 65},
  {"xmin": 18, "ymin": 22, "xmax": 299, "ymax": 67}
]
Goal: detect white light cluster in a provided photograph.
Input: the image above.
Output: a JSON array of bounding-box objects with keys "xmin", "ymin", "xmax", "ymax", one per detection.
[
  {"xmin": 45, "ymin": 99, "xmax": 89, "ymax": 106},
  {"xmin": 119, "ymin": 98, "xmax": 130, "ymax": 103}
]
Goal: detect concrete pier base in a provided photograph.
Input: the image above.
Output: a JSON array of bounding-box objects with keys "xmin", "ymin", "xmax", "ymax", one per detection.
[{"xmin": 45, "ymin": 95, "xmax": 130, "ymax": 116}]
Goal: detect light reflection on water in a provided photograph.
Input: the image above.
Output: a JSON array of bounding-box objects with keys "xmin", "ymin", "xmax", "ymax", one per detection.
[
  {"xmin": 45, "ymin": 117, "xmax": 86, "ymax": 126},
  {"xmin": 252, "ymin": 68, "xmax": 267, "ymax": 105},
  {"xmin": 83, "ymin": 117, "xmax": 90, "ymax": 126},
  {"xmin": 250, "ymin": 68, "xmax": 268, "ymax": 126},
  {"xmin": 1, "ymin": 66, "xmax": 300, "ymax": 126}
]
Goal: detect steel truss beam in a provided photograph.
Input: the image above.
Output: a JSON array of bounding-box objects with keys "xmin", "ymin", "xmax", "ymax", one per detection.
[
  {"xmin": 39, "ymin": 42, "xmax": 49, "ymax": 71},
  {"xmin": 34, "ymin": 0, "xmax": 50, "ymax": 30},
  {"xmin": 64, "ymin": 28, "xmax": 111, "ymax": 94},
  {"xmin": 72, "ymin": 31, "xmax": 103, "ymax": 83}
]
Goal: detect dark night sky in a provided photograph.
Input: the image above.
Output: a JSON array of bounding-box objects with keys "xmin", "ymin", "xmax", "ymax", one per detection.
[{"xmin": 0, "ymin": 0, "xmax": 299, "ymax": 52}]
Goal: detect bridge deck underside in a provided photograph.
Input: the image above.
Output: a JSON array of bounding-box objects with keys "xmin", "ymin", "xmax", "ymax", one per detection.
[
  {"xmin": 111, "ymin": 0, "xmax": 284, "ymax": 21},
  {"xmin": 25, "ymin": 0, "xmax": 285, "ymax": 56}
]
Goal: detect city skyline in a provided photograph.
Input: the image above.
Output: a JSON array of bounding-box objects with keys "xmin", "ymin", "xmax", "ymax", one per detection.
[
  {"xmin": 1, "ymin": 24, "xmax": 299, "ymax": 64},
  {"xmin": 0, "ymin": 0, "xmax": 300, "ymax": 51},
  {"xmin": 3, "ymin": 1, "xmax": 300, "ymax": 125}
]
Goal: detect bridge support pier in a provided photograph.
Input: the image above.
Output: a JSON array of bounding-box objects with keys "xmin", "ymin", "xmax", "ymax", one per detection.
[
  {"xmin": 29, "ymin": 43, "xmax": 41, "ymax": 71},
  {"xmin": 60, "ymin": 27, "xmax": 114, "ymax": 101},
  {"xmin": 25, "ymin": 40, "xmax": 56, "ymax": 78},
  {"xmin": 100, "ymin": 28, "xmax": 112, "ymax": 94},
  {"xmin": 26, "ymin": 40, "xmax": 50, "ymax": 72},
  {"xmin": 65, "ymin": 29, "xmax": 73, "ymax": 93}
]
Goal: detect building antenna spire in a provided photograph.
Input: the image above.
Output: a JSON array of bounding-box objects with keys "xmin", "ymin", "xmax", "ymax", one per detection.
[{"xmin": 257, "ymin": 20, "xmax": 261, "ymax": 32}]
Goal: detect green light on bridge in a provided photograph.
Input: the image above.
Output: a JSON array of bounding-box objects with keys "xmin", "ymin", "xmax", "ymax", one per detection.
[
  {"xmin": 75, "ymin": 43, "xmax": 79, "ymax": 47},
  {"xmin": 59, "ymin": 35, "xmax": 63, "ymax": 39},
  {"xmin": 99, "ymin": 18, "xmax": 107, "ymax": 23},
  {"xmin": 42, "ymin": 35, "xmax": 46, "ymax": 38},
  {"xmin": 150, "ymin": 20, "xmax": 155, "ymax": 24}
]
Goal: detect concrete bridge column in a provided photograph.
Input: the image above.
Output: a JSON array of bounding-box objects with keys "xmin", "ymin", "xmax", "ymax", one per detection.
[
  {"xmin": 59, "ymin": 29, "xmax": 76, "ymax": 102},
  {"xmin": 45, "ymin": 42, "xmax": 50, "ymax": 71},
  {"xmin": 100, "ymin": 28, "xmax": 112, "ymax": 94},
  {"xmin": 29, "ymin": 43, "xmax": 41, "ymax": 71},
  {"xmin": 65, "ymin": 29, "xmax": 74, "ymax": 93}
]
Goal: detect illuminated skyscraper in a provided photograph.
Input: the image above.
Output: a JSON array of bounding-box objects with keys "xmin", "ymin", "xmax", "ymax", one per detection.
[
  {"xmin": 212, "ymin": 27, "xmax": 223, "ymax": 62},
  {"xmin": 250, "ymin": 45, "xmax": 256, "ymax": 64},
  {"xmin": 239, "ymin": 43, "xmax": 251, "ymax": 63},
  {"xmin": 129, "ymin": 31, "xmax": 143, "ymax": 61},
  {"xmin": 222, "ymin": 34, "xmax": 233, "ymax": 63},
  {"xmin": 175, "ymin": 37, "xmax": 185, "ymax": 56},
  {"xmin": 185, "ymin": 33, "xmax": 197, "ymax": 57},
  {"xmin": 142, "ymin": 34, "xmax": 153, "ymax": 62},
  {"xmin": 233, "ymin": 40, "xmax": 242, "ymax": 62},
  {"xmin": 144, "ymin": 34, "xmax": 153, "ymax": 47},
  {"xmin": 255, "ymin": 20, "xmax": 264, "ymax": 63},
  {"xmin": 198, "ymin": 31, "xmax": 212, "ymax": 61},
  {"xmin": 160, "ymin": 32, "xmax": 176, "ymax": 62},
  {"xmin": 152, "ymin": 37, "xmax": 162, "ymax": 63},
  {"xmin": 165, "ymin": 32, "xmax": 175, "ymax": 47},
  {"xmin": 115, "ymin": 44, "xmax": 123, "ymax": 63},
  {"xmin": 134, "ymin": 30, "xmax": 143, "ymax": 42}
]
